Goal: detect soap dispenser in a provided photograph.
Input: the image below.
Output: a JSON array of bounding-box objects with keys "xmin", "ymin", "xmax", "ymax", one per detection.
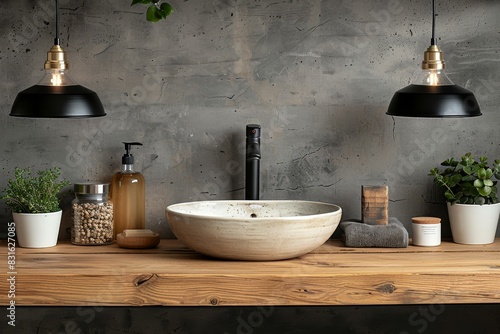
[{"xmin": 111, "ymin": 142, "xmax": 145, "ymax": 239}]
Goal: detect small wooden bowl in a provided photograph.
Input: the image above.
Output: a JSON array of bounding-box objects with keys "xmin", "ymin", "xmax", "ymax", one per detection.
[{"xmin": 116, "ymin": 232, "xmax": 160, "ymax": 249}]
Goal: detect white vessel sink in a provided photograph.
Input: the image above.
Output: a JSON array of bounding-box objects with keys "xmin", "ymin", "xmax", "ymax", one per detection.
[{"xmin": 165, "ymin": 200, "xmax": 342, "ymax": 261}]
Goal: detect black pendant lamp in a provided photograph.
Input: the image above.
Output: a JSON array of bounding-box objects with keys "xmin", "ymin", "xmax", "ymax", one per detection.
[
  {"xmin": 10, "ymin": 0, "xmax": 105, "ymax": 118},
  {"xmin": 387, "ymin": 0, "xmax": 481, "ymax": 118}
]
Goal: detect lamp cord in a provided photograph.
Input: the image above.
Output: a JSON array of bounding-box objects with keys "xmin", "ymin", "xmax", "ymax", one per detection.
[
  {"xmin": 431, "ymin": 0, "xmax": 437, "ymax": 45},
  {"xmin": 54, "ymin": 0, "xmax": 60, "ymax": 45}
]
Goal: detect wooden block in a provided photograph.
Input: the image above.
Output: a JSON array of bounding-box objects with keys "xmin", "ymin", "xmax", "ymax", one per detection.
[{"xmin": 362, "ymin": 185, "xmax": 389, "ymax": 225}]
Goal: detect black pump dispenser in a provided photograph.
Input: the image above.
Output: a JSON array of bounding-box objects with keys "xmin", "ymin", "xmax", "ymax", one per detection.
[{"xmin": 122, "ymin": 142, "xmax": 142, "ymax": 165}]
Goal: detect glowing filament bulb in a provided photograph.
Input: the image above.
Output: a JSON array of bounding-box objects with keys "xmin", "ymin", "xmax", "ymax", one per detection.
[
  {"xmin": 51, "ymin": 73, "xmax": 62, "ymax": 86},
  {"xmin": 427, "ymin": 71, "xmax": 439, "ymax": 85}
]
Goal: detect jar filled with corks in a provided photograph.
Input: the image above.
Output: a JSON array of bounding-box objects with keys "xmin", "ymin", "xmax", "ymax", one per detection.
[{"xmin": 72, "ymin": 183, "xmax": 113, "ymax": 245}]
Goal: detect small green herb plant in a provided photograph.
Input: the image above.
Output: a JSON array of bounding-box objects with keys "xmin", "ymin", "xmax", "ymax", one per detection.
[
  {"xmin": 429, "ymin": 153, "xmax": 500, "ymax": 205},
  {"xmin": 1, "ymin": 167, "xmax": 71, "ymax": 214},
  {"xmin": 131, "ymin": 0, "xmax": 173, "ymax": 22}
]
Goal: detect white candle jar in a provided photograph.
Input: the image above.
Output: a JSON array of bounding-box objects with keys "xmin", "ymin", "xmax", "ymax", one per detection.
[{"xmin": 411, "ymin": 217, "xmax": 441, "ymax": 247}]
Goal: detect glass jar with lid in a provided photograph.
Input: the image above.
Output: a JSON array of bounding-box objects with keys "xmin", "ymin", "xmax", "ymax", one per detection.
[{"xmin": 72, "ymin": 182, "xmax": 113, "ymax": 245}]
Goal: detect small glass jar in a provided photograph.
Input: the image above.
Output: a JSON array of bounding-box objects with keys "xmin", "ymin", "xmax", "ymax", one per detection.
[{"xmin": 72, "ymin": 182, "xmax": 113, "ymax": 245}]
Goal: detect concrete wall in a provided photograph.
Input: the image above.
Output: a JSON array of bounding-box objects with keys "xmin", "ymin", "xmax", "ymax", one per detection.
[
  {"xmin": 3, "ymin": 0, "xmax": 500, "ymax": 239},
  {"xmin": 2, "ymin": 1, "xmax": 500, "ymax": 333}
]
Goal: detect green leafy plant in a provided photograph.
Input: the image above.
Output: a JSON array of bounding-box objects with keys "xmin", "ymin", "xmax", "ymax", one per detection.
[
  {"xmin": 131, "ymin": 0, "xmax": 173, "ymax": 22},
  {"xmin": 429, "ymin": 153, "xmax": 500, "ymax": 205},
  {"xmin": 1, "ymin": 167, "xmax": 71, "ymax": 214}
]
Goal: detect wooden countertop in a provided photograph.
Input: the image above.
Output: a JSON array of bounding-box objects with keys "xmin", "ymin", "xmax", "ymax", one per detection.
[{"xmin": 1, "ymin": 239, "xmax": 500, "ymax": 307}]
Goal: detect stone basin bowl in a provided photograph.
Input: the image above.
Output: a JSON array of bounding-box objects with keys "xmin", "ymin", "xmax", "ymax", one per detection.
[{"xmin": 165, "ymin": 200, "xmax": 342, "ymax": 261}]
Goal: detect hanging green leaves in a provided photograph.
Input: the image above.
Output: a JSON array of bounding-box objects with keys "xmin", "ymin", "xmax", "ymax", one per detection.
[{"xmin": 131, "ymin": 0, "xmax": 173, "ymax": 22}]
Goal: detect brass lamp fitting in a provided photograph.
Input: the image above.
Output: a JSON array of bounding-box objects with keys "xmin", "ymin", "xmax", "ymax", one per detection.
[
  {"xmin": 44, "ymin": 44, "xmax": 69, "ymax": 70},
  {"xmin": 422, "ymin": 44, "xmax": 445, "ymax": 70}
]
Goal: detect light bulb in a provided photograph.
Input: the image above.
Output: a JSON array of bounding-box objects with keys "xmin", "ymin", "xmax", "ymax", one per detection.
[
  {"xmin": 413, "ymin": 44, "xmax": 454, "ymax": 87},
  {"xmin": 51, "ymin": 73, "xmax": 62, "ymax": 86},
  {"xmin": 35, "ymin": 44, "xmax": 77, "ymax": 87},
  {"xmin": 427, "ymin": 70, "xmax": 439, "ymax": 85},
  {"xmin": 416, "ymin": 68, "xmax": 454, "ymax": 86},
  {"xmin": 37, "ymin": 68, "xmax": 76, "ymax": 87}
]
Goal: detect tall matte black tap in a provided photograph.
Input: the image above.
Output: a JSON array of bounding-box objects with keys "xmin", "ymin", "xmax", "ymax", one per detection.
[{"xmin": 245, "ymin": 124, "xmax": 261, "ymax": 200}]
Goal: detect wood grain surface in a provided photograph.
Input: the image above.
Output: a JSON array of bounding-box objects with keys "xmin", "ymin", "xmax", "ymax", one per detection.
[{"xmin": 1, "ymin": 239, "xmax": 499, "ymax": 306}]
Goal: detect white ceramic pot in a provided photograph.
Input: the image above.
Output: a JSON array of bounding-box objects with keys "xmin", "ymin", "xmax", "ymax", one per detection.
[
  {"xmin": 447, "ymin": 203, "xmax": 500, "ymax": 245},
  {"xmin": 13, "ymin": 211, "xmax": 62, "ymax": 248}
]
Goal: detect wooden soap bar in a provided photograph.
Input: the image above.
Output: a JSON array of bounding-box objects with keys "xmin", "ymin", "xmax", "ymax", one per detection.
[{"xmin": 362, "ymin": 185, "xmax": 389, "ymax": 225}]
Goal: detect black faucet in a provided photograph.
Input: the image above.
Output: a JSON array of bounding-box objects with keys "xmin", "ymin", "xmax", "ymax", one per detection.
[{"xmin": 245, "ymin": 124, "xmax": 261, "ymax": 200}]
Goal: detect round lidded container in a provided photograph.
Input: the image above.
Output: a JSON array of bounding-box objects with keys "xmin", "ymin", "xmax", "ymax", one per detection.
[
  {"xmin": 411, "ymin": 216, "xmax": 441, "ymax": 247},
  {"xmin": 72, "ymin": 182, "xmax": 113, "ymax": 245}
]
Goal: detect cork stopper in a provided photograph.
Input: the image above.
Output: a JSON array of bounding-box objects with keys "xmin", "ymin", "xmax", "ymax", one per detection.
[{"xmin": 412, "ymin": 217, "xmax": 441, "ymax": 224}]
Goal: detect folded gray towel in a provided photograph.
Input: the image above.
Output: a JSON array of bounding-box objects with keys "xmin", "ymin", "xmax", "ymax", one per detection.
[{"xmin": 339, "ymin": 217, "xmax": 409, "ymax": 248}]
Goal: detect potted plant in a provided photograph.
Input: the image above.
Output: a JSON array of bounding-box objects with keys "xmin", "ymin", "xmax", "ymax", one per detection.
[
  {"xmin": 1, "ymin": 167, "xmax": 71, "ymax": 248},
  {"xmin": 430, "ymin": 153, "xmax": 500, "ymax": 244}
]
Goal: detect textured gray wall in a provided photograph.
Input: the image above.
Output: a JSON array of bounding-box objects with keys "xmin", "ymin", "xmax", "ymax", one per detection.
[
  {"xmin": 1, "ymin": 0, "xmax": 500, "ymax": 239},
  {"xmin": 2, "ymin": 1, "xmax": 500, "ymax": 333}
]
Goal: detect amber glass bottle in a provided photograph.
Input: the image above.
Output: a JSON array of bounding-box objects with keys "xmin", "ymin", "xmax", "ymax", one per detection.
[{"xmin": 111, "ymin": 142, "xmax": 145, "ymax": 239}]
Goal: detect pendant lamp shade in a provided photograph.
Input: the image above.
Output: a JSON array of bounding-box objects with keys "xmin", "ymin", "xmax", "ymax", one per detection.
[
  {"xmin": 387, "ymin": 84, "xmax": 481, "ymax": 118},
  {"xmin": 10, "ymin": 85, "xmax": 105, "ymax": 118},
  {"xmin": 387, "ymin": 0, "xmax": 481, "ymax": 118},
  {"xmin": 9, "ymin": 0, "xmax": 105, "ymax": 118}
]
